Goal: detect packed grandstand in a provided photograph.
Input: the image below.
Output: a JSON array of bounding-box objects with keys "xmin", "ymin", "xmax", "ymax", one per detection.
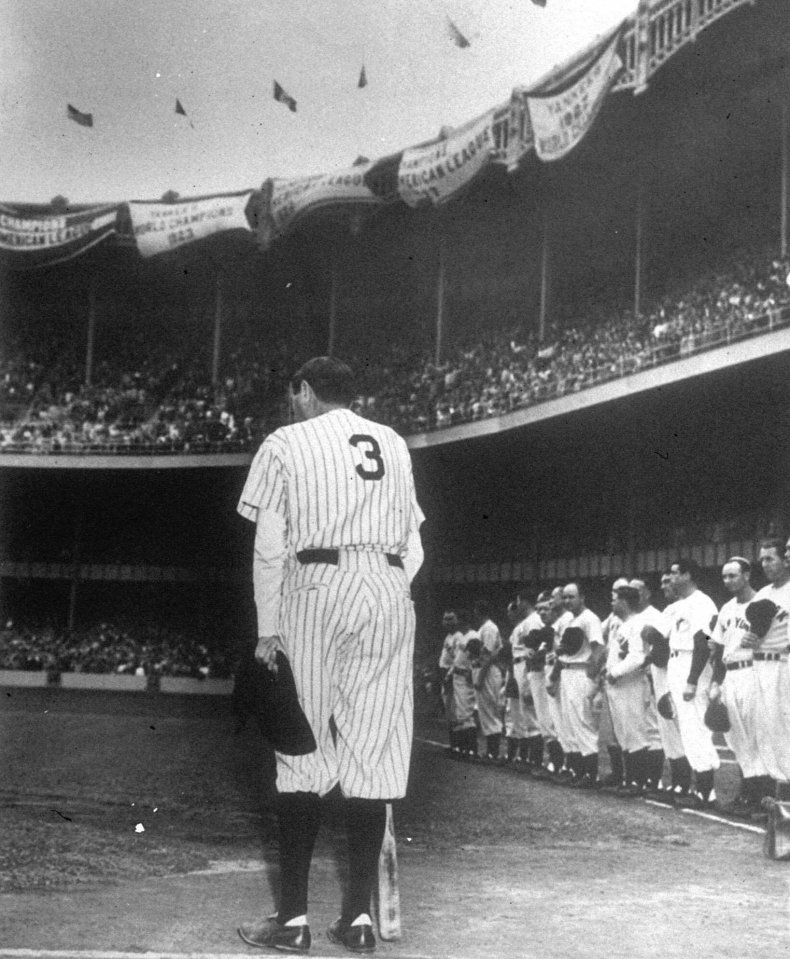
[{"xmin": 1, "ymin": 242, "xmax": 788, "ymax": 451}]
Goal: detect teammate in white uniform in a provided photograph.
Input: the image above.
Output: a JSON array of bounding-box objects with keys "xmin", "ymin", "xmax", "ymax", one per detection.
[
  {"xmin": 504, "ymin": 592, "xmax": 542, "ymax": 765},
  {"xmin": 530, "ymin": 591, "xmax": 564, "ymax": 777},
  {"xmin": 665, "ymin": 559, "xmax": 719, "ymax": 808},
  {"xmin": 742, "ymin": 537, "xmax": 790, "ymax": 801},
  {"xmin": 449, "ymin": 611, "xmax": 480, "ymax": 758},
  {"xmin": 605, "ymin": 585, "xmax": 659, "ymax": 795},
  {"xmin": 708, "ymin": 558, "xmax": 770, "ymax": 817},
  {"xmin": 236, "ymin": 357, "xmax": 424, "ymax": 954},
  {"xmin": 598, "ymin": 578, "xmax": 629, "ymax": 790},
  {"xmin": 438, "ymin": 611, "xmax": 465, "ymax": 753},
  {"xmin": 630, "ymin": 577, "xmax": 689, "ymax": 799},
  {"xmin": 473, "ymin": 600, "xmax": 505, "ymax": 760},
  {"xmin": 558, "ymin": 582, "xmax": 605, "ymax": 788}
]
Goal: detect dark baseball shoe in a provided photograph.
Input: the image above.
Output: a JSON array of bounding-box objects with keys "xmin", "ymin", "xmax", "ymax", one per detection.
[
  {"xmin": 238, "ymin": 916, "xmax": 311, "ymax": 953},
  {"xmin": 327, "ymin": 916, "xmax": 376, "ymax": 953}
]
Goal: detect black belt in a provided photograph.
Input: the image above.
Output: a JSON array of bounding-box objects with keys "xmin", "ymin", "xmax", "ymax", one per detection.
[
  {"xmin": 754, "ymin": 650, "xmax": 788, "ymax": 662},
  {"xmin": 296, "ymin": 548, "xmax": 403, "ymax": 569},
  {"xmin": 726, "ymin": 660, "xmax": 752, "ymax": 671}
]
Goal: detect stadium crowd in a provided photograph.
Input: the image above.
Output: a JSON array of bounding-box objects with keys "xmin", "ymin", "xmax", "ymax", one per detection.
[
  {"xmin": 1, "ymin": 245, "xmax": 788, "ymax": 450},
  {"xmin": 434, "ymin": 538, "xmax": 790, "ymax": 826},
  {"xmin": 0, "ymin": 619, "xmax": 232, "ymax": 678}
]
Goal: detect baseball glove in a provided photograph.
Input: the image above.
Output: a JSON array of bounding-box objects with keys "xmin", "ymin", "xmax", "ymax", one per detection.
[
  {"xmin": 234, "ymin": 648, "xmax": 317, "ymax": 755},
  {"xmin": 656, "ymin": 691, "xmax": 675, "ymax": 720},
  {"xmin": 465, "ymin": 637, "xmax": 483, "ymax": 659},
  {"xmin": 642, "ymin": 625, "xmax": 670, "ymax": 669},
  {"xmin": 745, "ymin": 598, "xmax": 779, "ymax": 639},
  {"xmin": 558, "ymin": 625, "xmax": 585, "ymax": 657},
  {"xmin": 525, "ymin": 626, "xmax": 554, "ymax": 651},
  {"xmin": 704, "ymin": 698, "xmax": 731, "ymax": 733}
]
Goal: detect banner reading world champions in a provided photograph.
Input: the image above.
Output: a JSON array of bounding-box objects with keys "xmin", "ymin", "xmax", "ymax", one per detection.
[
  {"xmin": 527, "ymin": 27, "xmax": 623, "ymax": 162},
  {"xmin": 0, "ymin": 203, "xmax": 119, "ymax": 270},
  {"xmin": 397, "ymin": 109, "xmax": 496, "ymax": 208},
  {"xmin": 128, "ymin": 192, "xmax": 253, "ymax": 258}
]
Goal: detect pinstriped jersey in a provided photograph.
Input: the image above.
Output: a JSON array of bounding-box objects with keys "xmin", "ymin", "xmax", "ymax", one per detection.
[
  {"xmin": 710, "ymin": 595, "xmax": 753, "ymax": 663},
  {"xmin": 238, "ymin": 407, "xmax": 425, "ymax": 556}
]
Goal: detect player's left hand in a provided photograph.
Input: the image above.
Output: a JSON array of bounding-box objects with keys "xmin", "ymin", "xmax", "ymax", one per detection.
[
  {"xmin": 682, "ymin": 682, "xmax": 696, "ymax": 701},
  {"xmin": 255, "ymin": 635, "xmax": 283, "ymax": 673},
  {"xmin": 740, "ymin": 631, "xmax": 760, "ymax": 650}
]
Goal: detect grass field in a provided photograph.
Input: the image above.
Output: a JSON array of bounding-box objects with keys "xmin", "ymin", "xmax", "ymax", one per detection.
[{"xmin": 0, "ymin": 686, "xmax": 786, "ymax": 959}]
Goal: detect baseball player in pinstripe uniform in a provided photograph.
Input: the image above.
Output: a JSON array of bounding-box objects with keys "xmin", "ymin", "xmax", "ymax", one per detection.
[
  {"xmin": 236, "ymin": 357, "xmax": 424, "ymax": 954},
  {"xmin": 742, "ymin": 537, "xmax": 790, "ymax": 802},
  {"xmin": 707, "ymin": 557, "xmax": 771, "ymax": 817},
  {"xmin": 665, "ymin": 559, "xmax": 720, "ymax": 808},
  {"xmin": 504, "ymin": 592, "xmax": 542, "ymax": 765}
]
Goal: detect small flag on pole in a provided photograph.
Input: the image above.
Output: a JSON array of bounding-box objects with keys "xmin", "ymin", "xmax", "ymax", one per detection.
[
  {"xmin": 446, "ymin": 18, "xmax": 470, "ymax": 48},
  {"xmin": 358, "ymin": 65, "xmax": 367, "ymax": 88},
  {"xmin": 273, "ymin": 80, "xmax": 297, "ymax": 113},
  {"xmin": 175, "ymin": 98, "xmax": 194, "ymax": 128},
  {"xmin": 67, "ymin": 103, "xmax": 93, "ymax": 127}
]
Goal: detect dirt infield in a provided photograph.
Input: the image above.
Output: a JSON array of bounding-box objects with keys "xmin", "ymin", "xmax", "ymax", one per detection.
[{"xmin": 1, "ymin": 687, "xmax": 786, "ymax": 958}]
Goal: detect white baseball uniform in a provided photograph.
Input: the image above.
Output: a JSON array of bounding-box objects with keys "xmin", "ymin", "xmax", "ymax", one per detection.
[
  {"xmin": 605, "ymin": 613, "xmax": 656, "ymax": 753},
  {"xmin": 475, "ymin": 618, "xmax": 505, "ymax": 737},
  {"xmin": 710, "ymin": 596, "xmax": 766, "ymax": 779},
  {"xmin": 750, "ymin": 580, "xmax": 790, "ymax": 781},
  {"xmin": 640, "ymin": 603, "xmax": 685, "ymax": 760},
  {"xmin": 546, "ymin": 610, "xmax": 572, "ymax": 752},
  {"xmin": 238, "ymin": 407, "xmax": 424, "ymax": 799},
  {"xmin": 666, "ymin": 589, "xmax": 720, "ymax": 773},
  {"xmin": 557, "ymin": 608, "xmax": 603, "ymax": 756},
  {"xmin": 450, "ymin": 631, "xmax": 478, "ymax": 733},
  {"xmin": 505, "ymin": 611, "xmax": 541, "ymax": 739}
]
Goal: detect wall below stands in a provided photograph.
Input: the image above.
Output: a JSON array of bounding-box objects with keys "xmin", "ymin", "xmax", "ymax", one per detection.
[{"xmin": 0, "ymin": 671, "xmax": 233, "ymax": 694}]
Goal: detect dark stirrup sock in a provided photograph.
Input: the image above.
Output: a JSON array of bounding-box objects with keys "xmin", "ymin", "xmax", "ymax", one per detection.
[
  {"xmin": 343, "ymin": 798, "xmax": 387, "ymax": 922},
  {"xmin": 277, "ymin": 791, "xmax": 322, "ymax": 923}
]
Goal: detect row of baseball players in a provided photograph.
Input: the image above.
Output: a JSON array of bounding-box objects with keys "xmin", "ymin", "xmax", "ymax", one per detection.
[{"xmin": 439, "ymin": 537, "xmax": 790, "ymax": 817}]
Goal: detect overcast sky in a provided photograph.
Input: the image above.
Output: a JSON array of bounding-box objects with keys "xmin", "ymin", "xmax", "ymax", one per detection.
[{"xmin": 0, "ymin": 0, "xmax": 636, "ymax": 204}]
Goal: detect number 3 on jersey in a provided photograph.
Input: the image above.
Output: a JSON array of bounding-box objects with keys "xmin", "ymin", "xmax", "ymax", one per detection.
[{"xmin": 349, "ymin": 434, "xmax": 385, "ymax": 480}]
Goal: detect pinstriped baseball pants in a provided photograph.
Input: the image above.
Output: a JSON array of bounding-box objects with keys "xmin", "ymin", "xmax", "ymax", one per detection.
[{"xmin": 275, "ymin": 551, "xmax": 415, "ymax": 799}]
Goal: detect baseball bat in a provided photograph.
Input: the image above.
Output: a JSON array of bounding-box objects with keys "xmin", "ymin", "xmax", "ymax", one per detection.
[{"xmin": 375, "ymin": 802, "xmax": 402, "ymax": 940}]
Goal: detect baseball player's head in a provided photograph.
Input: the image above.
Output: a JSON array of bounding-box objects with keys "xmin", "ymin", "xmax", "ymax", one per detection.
[
  {"xmin": 561, "ymin": 582, "xmax": 584, "ymax": 615},
  {"xmin": 442, "ymin": 610, "xmax": 458, "ymax": 632},
  {"xmin": 609, "ymin": 577, "xmax": 629, "ymax": 609},
  {"xmin": 721, "ymin": 557, "xmax": 751, "ymax": 597},
  {"xmin": 759, "ymin": 537, "xmax": 788, "ymax": 584},
  {"xmin": 536, "ymin": 590, "xmax": 554, "ymax": 625},
  {"xmin": 516, "ymin": 589, "xmax": 535, "ymax": 615},
  {"xmin": 668, "ymin": 558, "xmax": 700, "ymax": 598},
  {"xmin": 473, "ymin": 599, "xmax": 491, "ymax": 625},
  {"xmin": 659, "ymin": 570, "xmax": 674, "ymax": 602},
  {"xmin": 506, "ymin": 600, "xmax": 520, "ymax": 625},
  {"xmin": 629, "ymin": 578, "xmax": 651, "ymax": 611},
  {"xmin": 612, "ymin": 585, "xmax": 640, "ymax": 620},
  {"xmin": 289, "ymin": 356, "xmax": 356, "ymax": 422}
]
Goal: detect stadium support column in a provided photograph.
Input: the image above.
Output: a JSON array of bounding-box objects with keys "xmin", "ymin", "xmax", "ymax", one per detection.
[
  {"xmin": 435, "ymin": 216, "xmax": 447, "ymax": 365},
  {"xmin": 781, "ymin": 100, "xmax": 788, "ymax": 259},
  {"xmin": 85, "ymin": 274, "xmax": 97, "ymax": 388},
  {"xmin": 327, "ymin": 251, "xmax": 339, "ymax": 355},
  {"xmin": 539, "ymin": 206, "xmax": 551, "ymax": 342},
  {"xmin": 634, "ymin": 171, "xmax": 645, "ymax": 321},
  {"xmin": 211, "ymin": 270, "xmax": 223, "ymax": 387},
  {"xmin": 67, "ymin": 501, "xmax": 85, "ymax": 633}
]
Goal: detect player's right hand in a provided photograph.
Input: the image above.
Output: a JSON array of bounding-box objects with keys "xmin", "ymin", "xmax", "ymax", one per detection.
[
  {"xmin": 255, "ymin": 635, "xmax": 283, "ymax": 673},
  {"xmin": 739, "ymin": 631, "xmax": 760, "ymax": 649}
]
